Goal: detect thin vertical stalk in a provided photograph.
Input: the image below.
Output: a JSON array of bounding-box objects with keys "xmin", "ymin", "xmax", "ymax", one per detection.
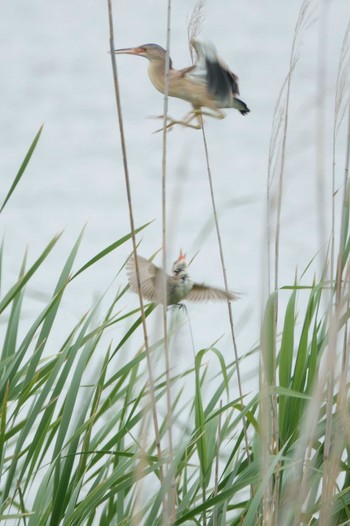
[
  {"xmin": 331, "ymin": 104, "xmax": 337, "ymax": 301},
  {"xmin": 199, "ymin": 116, "xmax": 250, "ymax": 464},
  {"xmin": 322, "ymin": 5, "xmax": 347, "ymax": 526},
  {"xmin": 315, "ymin": 8, "xmax": 335, "ymax": 519},
  {"xmin": 320, "ymin": 103, "xmax": 350, "ymax": 526},
  {"xmin": 315, "ymin": 0, "xmax": 329, "ymax": 278},
  {"xmin": 321, "ymin": 42, "xmax": 350, "ymax": 523},
  {"xmin": 271, "ymin": 3, "xmax": 310, "ymax": 522},
  {"xmin": 161, "ymin": 0, "xmax": 176, "ymax": 523},
  {"xmin": 336, "ymin": 106, "xmax": 350, "ymax": 302},
  {"xmin": 331, "ymin": 22, "xmax": 350, "ymax": 297},
  {"xmin": 274, "ymin": 1, "xmax": 306, "ymax": 300},
  {"xmin": 263, "ymin": 75, "xmax": 288, "ymax": 525},
  {"xmin": 320, "ymin": 313, "xmax": 338, "ymax": 526},
  {"xmin": 106, "ymin": 0, "xmax": 165, "ymax": 505}
]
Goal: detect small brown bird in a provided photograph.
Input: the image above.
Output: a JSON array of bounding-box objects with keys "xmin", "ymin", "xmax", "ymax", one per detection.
[
  {"xmin": 114, "ymin": 39, "xmax": 250, "ymax": 129},
  {"xmin": 126, "ymin": 251, "xmax": 238, "ymax": 305}
]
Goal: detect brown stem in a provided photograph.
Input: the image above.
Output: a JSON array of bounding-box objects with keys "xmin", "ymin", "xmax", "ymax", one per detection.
[{"xmin": 106, "ymin": 0, "xmax": 165, "ymax": 503}]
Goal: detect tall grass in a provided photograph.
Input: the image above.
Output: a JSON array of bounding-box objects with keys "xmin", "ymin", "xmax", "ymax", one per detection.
[{"xmin": 1, "ymin": 3, "xmax": 350, "ymax": 526}]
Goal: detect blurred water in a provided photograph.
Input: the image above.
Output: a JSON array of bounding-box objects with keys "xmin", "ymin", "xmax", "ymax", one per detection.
[{"xmin": 0, "ymin": 0, "xmax": 349, "ymax": 393}]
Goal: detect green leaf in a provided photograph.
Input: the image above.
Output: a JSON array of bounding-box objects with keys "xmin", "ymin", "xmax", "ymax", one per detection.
[
  {"xmin": 261, "ymin": 292, "xmax": 276, "ymax": 385},
  {"xmin": 0, "ymin": 233, "xmax": 61, "ymax": 315},
  {"xmin": 0, "ymin": 124, "xmax": 44, "ymax": 213},
  {"xmin": 70, "ymin": 221, "xmax": 152, "ymax": 280}
]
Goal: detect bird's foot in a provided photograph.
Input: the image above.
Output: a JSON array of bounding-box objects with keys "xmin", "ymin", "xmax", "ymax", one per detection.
[
  {"xmin": 182, "ymin": 110, "xmax": 204, "ymax": 129},
  {"xmin": 189, "ymin": 109, "xmax": 225, "ymax": 122},
  {"xmin": 202, "ymin": 110, "xmax": 225, "ymax": 120},
  {"xmin": 151, "ymin": 115, "xmax": 201, "ymax": 133},
  {"xmin": 172, "ymin": 303, "xmax": 188, "ymax": 312}
]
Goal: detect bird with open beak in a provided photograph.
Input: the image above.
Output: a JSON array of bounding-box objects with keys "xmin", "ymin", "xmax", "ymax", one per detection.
[
  {"xmin": 114, "ymin": 39, "xmax": 250, "ymax": 130},
  {"xmin": 126, "ymin": 250, "xmax": 238, "ymax": 306}
]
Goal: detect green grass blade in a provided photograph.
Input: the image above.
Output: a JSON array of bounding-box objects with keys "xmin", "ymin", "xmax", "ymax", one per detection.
[
  {"xmin": 0, "ymin": 382, "xmax": 9, "ymax": 469},
  {"xmin": 279, "ymin": 289, "xmax": 296, "ymax": 442},
  {"xmin": 70, "ymin": 221, "xmax": 152, "ymax": 280},
  {"xmin": 0, "ymin": 125, "xmax": 44, "ymax": 213},
  {"xmin": 194, "ymin": 350, "xmax": 209, "ymax": 489},
  {"xmin": 261, "ymin": 292, "xmax": 276, "ymax": 385},
  {"xmin": 0, "ymin": 251, "xmax": 27, "ymax": 362},
  {"xmin": 0, "ymin": 233, "xmax": 61, "ymax": 315}
]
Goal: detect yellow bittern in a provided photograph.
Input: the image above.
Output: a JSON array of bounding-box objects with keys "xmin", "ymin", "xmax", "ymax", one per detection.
[
  {"xmin": 114, "ymin": 40, "xmax": 250, "ymax": 130},
  {"xmin": 126, "ymin": 250, "xmax": 238, "ymax": 305}
]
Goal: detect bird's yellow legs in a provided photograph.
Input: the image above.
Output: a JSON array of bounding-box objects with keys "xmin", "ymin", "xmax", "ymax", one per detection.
[
  {"xmin": 152, "ymin": 108, "xmax": 225, "ymax": 133},
  {"xmin": 187, "ymin": 108, "xmax": 225, "ymax": 126},
  {"xmin": 152, "ymin": 114, "xmax": 201, "ymax": 133}
]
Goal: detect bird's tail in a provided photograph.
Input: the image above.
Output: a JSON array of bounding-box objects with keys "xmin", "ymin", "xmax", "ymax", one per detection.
[{"xmin": 232, "ymin": 97, "xmax": 250, "ymax": 115}]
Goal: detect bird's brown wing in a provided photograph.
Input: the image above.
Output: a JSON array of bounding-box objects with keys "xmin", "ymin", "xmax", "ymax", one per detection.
[
  {"xmin": 189, "ymin": 40, "xmax": 240, "ymax": 105},
  {"xmin": 227, "ymin": 69, "xmax": 239, "ymax": 95},
  {"xmin": 185, "ymin": 282, "xmax": 239, "ymax": 302},
  {"xmin": 126, "ymin": 255, "xmax": 166, "ymax": 303},
  {"xmin": 205, "ymin": 57, "xmax": 240, "ymax": 102}
]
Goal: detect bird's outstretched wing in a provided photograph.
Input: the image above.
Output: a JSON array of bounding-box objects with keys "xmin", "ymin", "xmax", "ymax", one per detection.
[
  {"xmin": 188, "ymin": 40, "xmax": 240, "ymax": 106},
  {"xmin": 186, "ymin": 282, "xmax": 239, "ymax": 302},
  {"xmin": 126, "ymin": 255, "xmax": 166, "ymax": 303}
]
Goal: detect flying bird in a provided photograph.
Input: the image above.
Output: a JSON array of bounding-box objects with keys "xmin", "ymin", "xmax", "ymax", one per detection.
[
  {"xmin": 114, "ymin": 39, "xmax": 250, "ymax": 130},
  {"xmin": 126, "ymin": 251, "xmax": 238, "ymax": 305}
]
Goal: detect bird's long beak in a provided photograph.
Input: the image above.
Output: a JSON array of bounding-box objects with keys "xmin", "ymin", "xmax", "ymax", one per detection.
[
  {"xmin": 178, "ymin": 249, "xmax": 186, "ymax": 261},
  {"xmin": 114, "ymin": 46, "xmax": 145, "ymax": 56}
]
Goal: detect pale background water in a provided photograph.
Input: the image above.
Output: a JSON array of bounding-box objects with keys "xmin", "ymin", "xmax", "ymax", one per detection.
[{"xmin": 0, "ymin": 0, "xmax": 349, "ymax": 393}]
